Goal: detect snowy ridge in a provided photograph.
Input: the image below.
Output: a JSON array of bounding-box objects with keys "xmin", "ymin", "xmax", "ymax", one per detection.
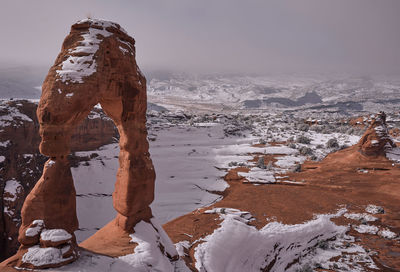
[
  {"xmin": 147, "ymin": 75, "xmax": 400, "ymax": 114},
  {"xmin": 192, "ymin": 208, "xmax": 378, "ymax": 272},
  {"xmin": 118, "ymin": 218, "xmax": 180, "ymax": 272},
  {"xmin": 0, "ymin": 102, "xmax": 32, "ymax": 127}
]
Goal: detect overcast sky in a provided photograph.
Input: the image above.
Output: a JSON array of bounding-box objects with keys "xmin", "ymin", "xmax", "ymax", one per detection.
[{"xmin": 1, "ymin": 0, "xmax": 400, "ymax": 75}]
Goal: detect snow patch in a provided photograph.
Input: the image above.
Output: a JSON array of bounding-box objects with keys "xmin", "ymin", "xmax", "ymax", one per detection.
[
  {"xmin": 0, "ymin": 140, "xmax": 10, "ymax": 147},
  {"xmin": 40, "ymin": 229, "xmax": 72, "ymax": 243},
  {"xmin": 344, "ymin": 213, "xmax": 378, "ymax": 222},
  {"xmin": 239, "ymin": 168, "xmax": 276, "ymax": 183},
  {"xmin": 26, "ymin": 220, "xmax": 45, "ymax": 237},
  {"xmin": 386, "ymin": 147, "xmax": 400, "ymax": 162},
  {"xmin": 21, "ymin": 245, "xmax": 73, "ymax": 267},
  {"xmin": 175, "ymin": 241, "xmax": 190, "ymax": 257},
  {"xmin": 275, "ymin": 155, "xmax": 305, "ymax": 169},
  {"xmin": 204, "ymin": 207, "xmax": 253, "ymax": 223},
  {"xmin": 4, "ymin": 179, "xmax": 23, "ymax": 202},
  {"xmin": 56, "ymin": 20, "xmax": 115, "ymax": 83},
  {"xmin": 119, "ymin": 46, "xmax": 132, "ymax": 55},
  {"xmin": 118, "ymin": 218, "xmax": 178, "ymax": 271},
  {"xmin": 0, "ymin": 105, "xmax": 32, "ymax": 127},
  {"xmin": 365, "ymin": 204, "xmax": 384, "ymax": 214},
  {"xmin": 47, "ymin": 159, "xmax": 56, "ymax": 168},
  {"xmin": 353, "ymin": 224, "xmax": 379, "ymax": 234},
  {"xmin": 378, "ymin": 228, "xmax": 397, "ymax": 239}
]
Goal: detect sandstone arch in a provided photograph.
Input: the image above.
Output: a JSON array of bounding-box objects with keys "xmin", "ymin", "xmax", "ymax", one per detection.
[{"xmin": 3, "ymin": 19, "xmax": 158, "ymax": 269}]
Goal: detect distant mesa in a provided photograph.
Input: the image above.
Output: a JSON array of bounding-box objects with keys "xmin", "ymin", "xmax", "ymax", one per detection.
[{"xmin": 1, "ymin": 18, "xmax": 176, "ymax": 269}]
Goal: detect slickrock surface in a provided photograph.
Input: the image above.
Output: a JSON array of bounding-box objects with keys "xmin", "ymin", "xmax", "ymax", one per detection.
[
  {"xmin": 1, "ymin": 18, "xmax": 170, "ymax": 269},
  {"xmin": 164, "ymin": 117, "xmax": 400, "ymax": 271}
]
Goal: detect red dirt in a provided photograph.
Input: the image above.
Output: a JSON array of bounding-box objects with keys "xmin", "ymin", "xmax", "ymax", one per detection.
[{"xmin": 164, "ymin": 145, "xmax": 400, "ymax": 270}]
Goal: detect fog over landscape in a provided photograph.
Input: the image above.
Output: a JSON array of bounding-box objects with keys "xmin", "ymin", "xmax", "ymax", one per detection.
[
  {"xmin": 1, "ymin": 0, "xmax": 400, "ymax": 75},
  {"xmin": 1, "ymin": 1, "xmax": 400, "ymax": 271}
]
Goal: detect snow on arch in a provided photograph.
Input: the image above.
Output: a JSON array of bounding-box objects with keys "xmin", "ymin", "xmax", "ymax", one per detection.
[{"xmin": 56, "ymin": 18, "xmax": 129, "ymax": 84}]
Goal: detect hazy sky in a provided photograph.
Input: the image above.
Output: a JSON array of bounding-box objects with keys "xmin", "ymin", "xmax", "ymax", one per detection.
[{"xmin": 1, "ymin": 0, "xmax": 400, "ymax": 75}]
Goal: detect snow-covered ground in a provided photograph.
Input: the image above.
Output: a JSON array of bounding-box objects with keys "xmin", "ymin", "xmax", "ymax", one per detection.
[
  {"xmin": 2, "ymin": 73, "xmax": 400, "ymax": 271},
  {"xmin": 147, "ymin": 74, "xmax": 400, "ymax": 115},
  {"xmin": 58, "ymin": 104, "xmax": 400, "ymax": 271},
  {"xmin": 72, "ymin": 122, "xmax": 247, "ymax": 242},
  {"xmin": 70, "ymin": 107, "xmax": 372, "ymax": 244},
  {"xmin": 192, "ymin": 208, "xmax": 378, "ymax": 272}
]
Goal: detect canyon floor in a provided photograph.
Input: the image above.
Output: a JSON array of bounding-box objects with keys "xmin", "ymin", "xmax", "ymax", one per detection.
[{"xmin": 5, "ymin": 109, "xmax": 399, "ymax": 271}]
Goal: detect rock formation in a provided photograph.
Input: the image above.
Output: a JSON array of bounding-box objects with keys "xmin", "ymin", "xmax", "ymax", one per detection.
[
  {"xmin": 357, "ymin": 113, "xmax": 396, "ymax": 156},
  {"xmin": 2, "ymin": 179, "xmax": 25, "ymax": 261},
  {"xmin": 0, "ymin": 100, "xmax": 117, "ymax": 261},
  {"xmin": 1, "ymin": 18, "xmax": 161, "ymax": 269}
]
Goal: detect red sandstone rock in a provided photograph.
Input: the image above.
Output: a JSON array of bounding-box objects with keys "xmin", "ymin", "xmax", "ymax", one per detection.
[
  {"xmin": 0, "ymin": 100, "xmax": 117, "ymax": 262},
  {"xmin": 19, "ymin": 158, "xmax": 78, "ymax": 237},
  {"xmin": 357, "ymin": 115, "xmax": 396, "ymax": 156},
  {"xmin": 36, "ymin": 18, "xmax": 155, "ymax": 227},
  {"xmin": 2, "ymin": 179, "xmax": 25, "ymax": 258},
  {"xmin": 39, "ymin": 229, "xmax": 73, "ymax": 248},
  {"xmin": 18, "ymin": 219, "xmax": 44, "ymax": 247},
  {"xmin": 1, "ymin": 18, "xmax": 156, "ymax": 269}
]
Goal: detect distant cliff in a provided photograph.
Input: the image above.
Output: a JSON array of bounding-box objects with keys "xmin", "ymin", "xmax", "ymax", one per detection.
[{"xmin": 0, "ymin": 99, "xmax": 118, "ymax": 261}]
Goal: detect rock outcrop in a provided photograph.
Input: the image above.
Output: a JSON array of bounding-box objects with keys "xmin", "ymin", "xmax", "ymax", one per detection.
[
  {"xmin": 1, "ymin": 18, "xmax": 164, "ymax": 269},
  {"xmin": 357, "ymin": 114, "xmax": 396, "ymax": 156},
  {"xmin": 2, "ymin": 179, "xmax": 25, "ymax": 260},
  {"xmin": 0, "ymin": 99, "xmax": 117, "ymax": 261},
  {"xmin": 14, "ymin": 157, "xmax": 79, "ymax": 269}
]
